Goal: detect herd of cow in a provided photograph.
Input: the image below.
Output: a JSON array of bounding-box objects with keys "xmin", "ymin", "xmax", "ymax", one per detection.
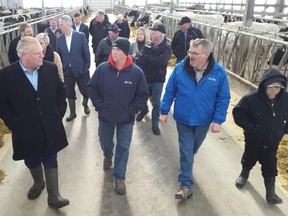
[{"xmin": 124, "ymin": 8, "xmax": 288, "ymax": 67}]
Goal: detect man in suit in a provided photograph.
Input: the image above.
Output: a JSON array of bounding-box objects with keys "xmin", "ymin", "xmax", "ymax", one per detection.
[
  {"xmin": 8, "ymin": 23, "xmax": 33, "ymax": 64},
  {"xmin": 72, "ymin": 12, "xmax": 89, "ymax": 43},
  {"xmin": 45, "ymin": 18, "xmax": 62, "ymax": 51},
  {"xmin": 0, "ymin": 36, "xmax": 69, "ymax": 208},
  {"xmin": 56, "ymin": 15, "xmax": 91, "ymax": 122}
]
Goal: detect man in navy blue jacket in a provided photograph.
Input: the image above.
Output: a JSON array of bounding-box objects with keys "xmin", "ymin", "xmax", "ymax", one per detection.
[
  {"xmin": 56, "ymin": 15, "xmax": 91, "ymax": 122},
  {"xmin": 87, "ymin": 37, "xmax": 149, "ymax": 195}
]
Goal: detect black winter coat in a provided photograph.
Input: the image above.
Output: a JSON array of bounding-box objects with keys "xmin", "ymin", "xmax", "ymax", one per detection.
[
  {"xmin": 8, "ymin": 36, "xmax": 21, "ymax": 64},
  {"xmin": 233, "ymin": 68, "xmax": 288, "ymax": 148},
  {"xmin": 171, "ymin": 26, "xmax": 204, "ymax": 61},
  {"xmin": 0, "ymin": 61, "xmax": 68, "ymax": 160},
  {"xmin": 137, "ymin": 38, "xmax": 171, "ymax": 83},
  {"xmin": 114, "ymin": 20, "xmax": 130, "ymax": 39},
  {"xmin": 89, "ymin": 19, "xmax": 111, "ymax": 53}
]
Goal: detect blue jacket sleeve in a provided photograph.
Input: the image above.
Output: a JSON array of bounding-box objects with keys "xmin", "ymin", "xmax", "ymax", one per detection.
[
  {"xmin": 213, "ymin": 69, "xmax": 231, "ymax": 124},
  {"xmin": 160, "ymin": 68, "xmax": 177, "ymax": 115}
]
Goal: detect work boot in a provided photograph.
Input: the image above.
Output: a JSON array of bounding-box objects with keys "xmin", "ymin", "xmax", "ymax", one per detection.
[
  {"xmin": 152, "ymin": 126, "xmax": 161, "ymax": 135},
  {"xmin": 235, "ymin": 168, "xmax": 250, "ymax": 189},
  {"xmin": 44, "ymin": 168, "xmax": 69, "ymax": 208},
  {"xmin": 175, "ymin": 187, "xmax": 193, "ymax": 200},
  {"xmin": 264, "ymin": 177, "xmax": 283, "ymax": 205},
  {"xmin": 115, "ymin": 180, "xmax": 126, "ymax": 195},
  {"xmin": 103, "ymin": 157, "xmax": 112, "ymax": 170},
  {"xmin": 136, "ymin": 109, "xmax": 149, "ymax": 121},
  {"xmin": 27, "ymin": 166, "xmax": 45, "ymax": 200},
  {"xmin": 66, "ymin": 99, "xmax": 76, "ymax": 122},
  {"xmin": 82, "ymin": 97, "xmax": 90, "ymax": 115}
]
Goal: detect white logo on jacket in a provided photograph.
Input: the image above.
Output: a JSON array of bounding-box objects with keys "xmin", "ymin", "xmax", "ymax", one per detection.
[
  {"xmin": 124, "ymin": 81, "xmax": 133, "ymax": 84},
  {"xmin": 208, "ymin": 77, "xmax": 216, "ymax": 81}
]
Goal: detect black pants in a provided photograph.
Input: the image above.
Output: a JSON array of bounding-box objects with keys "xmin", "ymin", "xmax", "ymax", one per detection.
[
  {"xmin": 241, "ymin": 143, "xmax": 278, "ymax": 177},
  {"xmin": 64, "ymin": 68, "xmax": 90, "ymax": 99}
]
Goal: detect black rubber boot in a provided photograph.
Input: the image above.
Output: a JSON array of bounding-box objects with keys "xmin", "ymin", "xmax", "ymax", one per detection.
[
  {"xmin": 27, "ymin": 166, "xmax": 45, "ymax": 199},
  {"xmin": 66, "ymin": 99, "xmax": 77, "ymax": 122},
  {"xmin": 44, "ymin": 168, "xmax": 70, "ymax": 208},
  {"xmin": 82, "ymin": 97, "xmax": 90, "ymax": 115},
  {"xmin": 264, "ymin": 177, "xmax": 283, "ymax": 205},
  {"xmin": 235, "ymin": 168, "xmax": 250, "ymax": 189}
]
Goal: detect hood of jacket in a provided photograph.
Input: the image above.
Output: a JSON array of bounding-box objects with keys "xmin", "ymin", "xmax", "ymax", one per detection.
[{"xmin": 258, "ymin": 68, "xmax": 287, "ymax": 98}]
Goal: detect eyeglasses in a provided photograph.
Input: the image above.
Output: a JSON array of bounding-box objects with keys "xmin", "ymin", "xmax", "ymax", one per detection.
[{"xmin": 187, "ymin": 51, "xmax": 206, "ymax": 56}]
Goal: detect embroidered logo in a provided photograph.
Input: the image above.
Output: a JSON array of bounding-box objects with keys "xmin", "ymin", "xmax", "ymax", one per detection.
[
  {"xmin": 208, "ymin": 77, "xmax": 216, "ymax": 81},
  {"xmin": 124, "ymin": 81, "xmax": 132, "ymax": 84}
]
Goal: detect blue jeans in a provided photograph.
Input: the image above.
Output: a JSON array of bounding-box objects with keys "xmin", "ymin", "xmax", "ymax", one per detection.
[
  {"xmin": 24, "ymin": 154, "xmax": 58, "ymax": 169},
  {"xmin": 98, "ymin": 120, "xmax": 133, "ymax": 180},
  {"xmin": 147, "ymin": 82, "xmax": 164, "ymax": 126},
  {"xmin": 176, "ymin": 123, "xmax": 210, "ymax": 189}
]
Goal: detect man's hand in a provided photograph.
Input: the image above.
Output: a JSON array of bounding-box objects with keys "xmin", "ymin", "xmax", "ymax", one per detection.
[
  {"xmin": 160, "ymin": 114, "xmax": 168, "ymax": 125},
  {"xmin": 210, "ymin": 122, "xmax": 221, "ymax": 133}
]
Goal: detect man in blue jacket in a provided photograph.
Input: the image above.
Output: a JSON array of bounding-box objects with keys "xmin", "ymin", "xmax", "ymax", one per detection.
[
  {"xmin": 160, "ymin": 38, "xmax": 230, "ymax": 200},
  {"xmin": 87, "ymin": 37, "xmax": 149, "ymax": 195},
  {"xmin": 56, "ymin": 15, "xmax": 91, "ymax": 122}
]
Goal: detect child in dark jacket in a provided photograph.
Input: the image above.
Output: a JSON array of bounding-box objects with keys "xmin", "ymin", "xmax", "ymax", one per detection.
[{"xmin": 233, "ymin": 68, "xmax": 288, "ymax": 205}]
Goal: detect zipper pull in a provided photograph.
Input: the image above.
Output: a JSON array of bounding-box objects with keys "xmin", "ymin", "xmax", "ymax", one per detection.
[{"xmin": 117, "ymin": 71, "xmax": 119, "ymax": 78}]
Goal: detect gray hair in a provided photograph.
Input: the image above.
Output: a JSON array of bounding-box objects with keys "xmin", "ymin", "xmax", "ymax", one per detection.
[
  {"xmin": 36, "ymin": 32, "xmax": 50, "ymax": 47},
  {"xmin": 96, "ymin": 10, "xmax": 105, "ymax": 17},
  {"xmin": 189, "ymin": 38, "xmax": 213, "ymax": 53},
  {"xmin": 16, "ymin": 36, "xmax": 39, "ymax": 57},
  {"xmin": 59, "ymin": 15, "xmax": 72, "ymax": 27}
]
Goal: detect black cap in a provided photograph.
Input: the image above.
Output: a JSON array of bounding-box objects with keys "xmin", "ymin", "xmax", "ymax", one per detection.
[
  {"xmin": 178, "ymin": 16, "xmax": 191, "ymax": 25},
  {"xmin": 108, "ymin": 24, "xmax": 121, "ymax": 33},
  {"xmin": 149, "ymin": 24, "xmax": 166, "ymax": 34},
  {"xmin": 112, "ymin": 37, "xmax": 130, "ymax": 56}
]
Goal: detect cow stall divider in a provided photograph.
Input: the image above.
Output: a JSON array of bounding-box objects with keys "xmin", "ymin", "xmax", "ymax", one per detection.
[
  {"xmin": 114, "ymin": 5, "xmax": 288, "ymax": 86},
  {"xmin": 0, "ymin": 8, "xmax": 81, "ymax": 68}
]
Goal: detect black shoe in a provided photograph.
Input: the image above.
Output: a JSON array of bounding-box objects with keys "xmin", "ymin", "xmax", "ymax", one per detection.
[
  {"xmin": 66, "ymin": 114, "xmax": 77, "ymax": 122},
  {"xmin": 235, "ymin": 175, "xmax": 248, "ymax": 189},
  {"xmin": 235, "ymin": 168, "xmax": 250, "ymax": 189},
  {"xmin": 83, "ymin": 103, "xmax": 90, "ymax": 115},
  {"xmin": 152, "ymin": 126, "xmax": 161, "ymax": 135},
  {"xmin": 136, "ymin": 110, "xmax": 149, "ymax": 121}
]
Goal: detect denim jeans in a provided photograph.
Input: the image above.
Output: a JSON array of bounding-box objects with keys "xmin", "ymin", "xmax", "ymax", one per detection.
[
  {"xmin": 24, "ymin": 154, "xmax": 58, "ymax": 169},
  {"xmin": 98, "ymin": 120, "xmax": 133, "ymax": 180},
  {"xmin": 176, "ymin": 122, "xmax": 210, "ymax": 189},
  {"xmin": 147, "ymin": 82, "xmax": 164, "ymax": 126}
]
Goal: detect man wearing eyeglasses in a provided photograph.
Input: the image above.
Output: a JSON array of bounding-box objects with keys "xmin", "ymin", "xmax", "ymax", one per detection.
[{"xmin": 160, "ymin": 38, "xmax": 230, "ymax": 200}]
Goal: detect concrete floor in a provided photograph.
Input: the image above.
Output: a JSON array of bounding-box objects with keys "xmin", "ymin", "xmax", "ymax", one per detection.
[{"xmin": 1, "ymin": 14, "xmax": 288, "ymax": 216}]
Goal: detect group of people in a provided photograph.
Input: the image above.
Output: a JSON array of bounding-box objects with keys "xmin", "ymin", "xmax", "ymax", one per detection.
[{"xmin": 0, "ymin": 11, "xmax": 287, "ymax": 211}]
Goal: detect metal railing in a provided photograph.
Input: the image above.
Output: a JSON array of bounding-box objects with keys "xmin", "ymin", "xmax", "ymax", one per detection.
[
  {"xmin": 114, "ymin": 5, "xmax": 288, "ymax": 85},
  {"xmin": 0, "ymin": 8, "xmax": 81, "ymax": 68}
]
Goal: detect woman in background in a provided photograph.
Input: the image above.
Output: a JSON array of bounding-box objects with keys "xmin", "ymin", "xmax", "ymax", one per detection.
[
  {"xmin": 36, "ymin": 33, "xmax": 64, "ymax": 81},
  {"xmin": 129, "ymin": 27, "xmax": 149, "ymax": 62}
]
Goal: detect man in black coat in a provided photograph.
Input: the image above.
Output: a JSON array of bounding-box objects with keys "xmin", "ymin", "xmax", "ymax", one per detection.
[
  {"xmin": 171, "ymin": 16, "xmax": 204, "ymax": 63},
  {"xmin": 72, "ymin": 12, "xmax": 89, "ymax": 42},
  {"xmin": 0, "ymin": 36, "xmax": 69, "ymax": 208},
  {"xmin": 89, "ymin": 10, "xmax": 111, "ymax": 54},
  {"xmin": 114, "ymin": 13, "xmax": 130, "ymax": 39},
  {"xmin": 8, "ymin": 23, "xmax": 33, "ymax": 64},
  {"xmin": 233, "ymin": 68, "xmax": 288, "ymax": 205}
]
